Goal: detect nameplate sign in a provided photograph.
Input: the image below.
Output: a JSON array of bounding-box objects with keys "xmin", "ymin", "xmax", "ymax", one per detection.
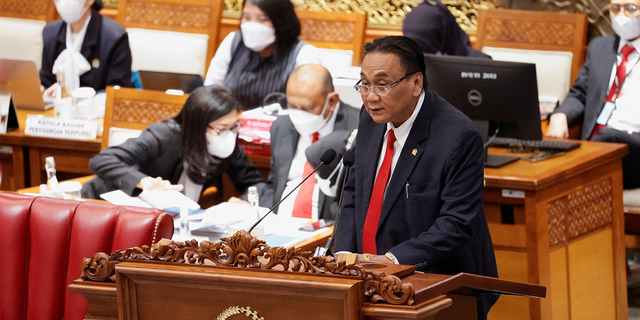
[
  {"xmin": 502, "ymin": 189, "xmax": 525, "ymax": 199},
  {"xmin": 24, "ymin": 116, "xmax": 98, "ymax": 140}
]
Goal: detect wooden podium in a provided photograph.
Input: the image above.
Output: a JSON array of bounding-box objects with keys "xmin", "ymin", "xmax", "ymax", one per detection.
[{"xmin": 70, "ymin": 231, "xmax": 545, "ymax": 319}]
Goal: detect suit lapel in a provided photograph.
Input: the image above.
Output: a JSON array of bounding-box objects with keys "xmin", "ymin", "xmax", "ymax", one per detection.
[
  {"xmin": 596, "ymin": 36, "xmax": 620, "ymax": 110},
  {"xmin": 277, "ymin": 119, "xmax": 299, "ymax": 191}
]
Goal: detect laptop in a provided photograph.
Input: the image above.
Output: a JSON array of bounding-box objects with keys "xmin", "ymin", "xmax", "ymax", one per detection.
[
  {"xmin": 137, "ymin": 70, "xmax": 204, "ymax": 94},
  {"xmin": 0, "ymin": 59, "xmax": 49, "ymax": 110}
]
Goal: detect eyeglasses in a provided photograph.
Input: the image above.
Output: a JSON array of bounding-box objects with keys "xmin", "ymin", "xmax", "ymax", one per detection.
[
  {"xmin": 354, "ymin": 73, "xmax": 414, "ymax": 96},
  {"xmin": 210, "ymin": 121, "xmax": 242, "ymax": 136},
  {"xmin": 608, "ymin": 3, "xmax": 640, "ymax": 16}
]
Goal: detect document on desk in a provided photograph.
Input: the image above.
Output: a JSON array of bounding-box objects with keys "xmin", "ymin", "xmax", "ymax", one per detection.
[
  {"xmin": 100, "ymin": 189, "xmax": 202, "ymax": 216},
  {"xmin": 193, "ymin": 202, "xmax": 326, "ymax": 248}
]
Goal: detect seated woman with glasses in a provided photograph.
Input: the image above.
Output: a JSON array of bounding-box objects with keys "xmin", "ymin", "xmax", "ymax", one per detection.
[
  {"xmin": 203, "ymin": 0, "xmax": 320, "ymax": 110},
  {"xmin": 82, "ymin": 85, "xmax": 265, "ymax": 202}
]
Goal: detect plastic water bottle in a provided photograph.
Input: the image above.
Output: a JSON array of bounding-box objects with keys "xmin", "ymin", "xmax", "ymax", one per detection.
[
  {"xmin": 248, "ymin": 186, "xmax": 265, "ymax": 239},
  {"xmin": 179, "ymin": 206, "xmax": 191, "ymax": 238},
  {"xmin": 45, "ymin": 157, "xmax": 63, "ymax": 198}
]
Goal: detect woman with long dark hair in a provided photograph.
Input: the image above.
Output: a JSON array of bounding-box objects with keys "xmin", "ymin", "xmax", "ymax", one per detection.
[
  {"xmin": 204, "ymin": 0, "xmax": 320, "ymax": 110},
  {"xmin": 82, "ymin": 85, "xmax": 264, "ymax": 201}
]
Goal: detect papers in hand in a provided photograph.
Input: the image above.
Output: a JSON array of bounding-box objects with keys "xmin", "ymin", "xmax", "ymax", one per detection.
[{"xmin": 100, "ymin": 189, "xmax": 201, "ymax": 217}]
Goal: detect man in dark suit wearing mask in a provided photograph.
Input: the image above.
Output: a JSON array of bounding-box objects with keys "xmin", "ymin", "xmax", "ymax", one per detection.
[
  {"xmin": 260, "ymin": 64, "xmax": 359, "ymax": 221},
  {"xmin": 333, "ymin": 36, "xmax": 498, "ymax": 319},
  {"xmin": 547, "ymin": 0, "xmax": 640, "ymax": 189}
]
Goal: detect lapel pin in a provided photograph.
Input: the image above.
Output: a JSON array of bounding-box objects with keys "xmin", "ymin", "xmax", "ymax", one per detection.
[
  {"xmin": 411, "ymin": 149, "xmax": 417, "ymax": 156},
  {"xmin": 92, "ymin": 59, "xmax": 100, "ymax": 68}
]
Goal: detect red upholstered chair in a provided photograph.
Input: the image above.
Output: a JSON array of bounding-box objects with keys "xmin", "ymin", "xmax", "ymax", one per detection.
[{"xmin": 0, "ymin": 192, "xmax": 174, "ymax": 320}]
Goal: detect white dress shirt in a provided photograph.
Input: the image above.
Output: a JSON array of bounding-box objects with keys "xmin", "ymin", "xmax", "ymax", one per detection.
[
  {"xmin": 277, "ymin": 103, "xmax": 341, "ymax": 220},
  {"xmin": 375, "ymin": 91, "xmax": 425, "ymax": 196},
  {"xmin": 606, "ymin": 37, "xmax": 640, "ymax": 134}
]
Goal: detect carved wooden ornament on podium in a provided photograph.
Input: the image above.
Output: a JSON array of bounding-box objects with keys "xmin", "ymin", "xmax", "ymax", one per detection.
[{"xmin": 81, "ymin": 230, "xmax": 415, "ymax": 306}]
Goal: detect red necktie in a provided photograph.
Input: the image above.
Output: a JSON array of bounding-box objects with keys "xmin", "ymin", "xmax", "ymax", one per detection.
[
  {"xmin": 362, "ymin": 129, "xmax": 396, "ymax": 254},
  {"xmin": 590, "ymin": 44, "xmax": 635, "ymax": 140},
  {"xmin": 292, "ymin": 132, "xmax": 320, "ymax": 218}
]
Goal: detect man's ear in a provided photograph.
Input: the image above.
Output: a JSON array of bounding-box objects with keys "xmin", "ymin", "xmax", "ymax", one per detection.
[
  {"xmin": 325, "ymin": 92, "xmax": 340, "ymax": 118},
  {"xmin": 412, "ymin": 73, "xmax": 424, "ymax": 97}
]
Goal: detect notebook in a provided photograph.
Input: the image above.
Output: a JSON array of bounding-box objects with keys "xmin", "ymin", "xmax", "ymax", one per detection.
[{"xmin": 0, "ymin": 59, "xmax": 49, "ymax": 110}]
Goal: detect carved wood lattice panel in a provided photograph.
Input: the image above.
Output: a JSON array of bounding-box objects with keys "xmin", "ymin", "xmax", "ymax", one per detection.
[
  {"xmin": 112, "ymin": 98, "xmax": 182, "ymax": 125},
  {"xmin": 223, "ymin": 0, "xmax": 499, "ymax": 32},
  {"xmin": 567, "ymin": 178, "xmax": 613, "ymax": 238},
  {"xmin": 124, "ymin": 1, "xmax": 212, "ymax": 29},
  {"xmin": 547, "ymin": 178, "xmax": 613, "ymax": 247},
  {"xmin": 300, "ymin": 19, "xmax": 357, "ymax": 43},
  {"xmin": 0, "ymin": 0, "xmax": 49, "ymax": 16},
  {"xmin": 548, "ymin": 197, "xmax": 567, "ymax": 246},
  {"xmin": 484, "ymin": 18, "xmax": 576, "ymax": 46}
]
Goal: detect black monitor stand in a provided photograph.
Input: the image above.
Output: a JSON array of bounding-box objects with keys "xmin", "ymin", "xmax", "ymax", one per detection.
[
  {"xmin": 485, "ymin": 152, "xmax": 520, "ymax": 168},
  {"xmin": 482, "ymin": 124, "xmax": 520, "ymax": 168}
]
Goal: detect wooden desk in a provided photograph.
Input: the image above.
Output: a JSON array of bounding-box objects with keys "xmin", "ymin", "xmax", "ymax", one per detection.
[
  {"xmin": 484, "ymin": 141, "xmax": 628, "ymax": 320},
  {"xmin": 0, "ymin": 109, "xmax": 102, "ymax": 190}
]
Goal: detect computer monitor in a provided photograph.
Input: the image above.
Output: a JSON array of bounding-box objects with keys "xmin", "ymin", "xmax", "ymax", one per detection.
[
  {"xmin": 137, "ymin": 71, "xmax": 204, "ymax": 94},
  {"xmin": 423, "ymin": 54, "xmax": 542, "ymax": 141}
]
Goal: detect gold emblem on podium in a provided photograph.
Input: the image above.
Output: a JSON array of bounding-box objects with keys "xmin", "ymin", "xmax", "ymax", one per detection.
[{"xmin": 216, "ymin": 306, "xmax": 264, "ymax": 320}]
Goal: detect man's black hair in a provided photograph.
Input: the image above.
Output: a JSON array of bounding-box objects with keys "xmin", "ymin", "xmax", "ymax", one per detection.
[{"xmin": 362, "ymin": 36, "xmax": 427, "ymax": 87}]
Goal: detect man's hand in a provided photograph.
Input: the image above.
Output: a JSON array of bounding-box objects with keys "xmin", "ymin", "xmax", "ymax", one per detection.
[
  {"xmin": 228, "ymin": 196, "xmax": 250, "ymax": 205},
  {"xmin": 358, "ymin": 253, "xmax": 395, "ymax": 264},
  {"xmin": 137, "ymin": 176, "xmax": 184, "ymax": 192},
  {"xmin": 546, "ymin": 113, "xmax": 569, "ymax": 139}
]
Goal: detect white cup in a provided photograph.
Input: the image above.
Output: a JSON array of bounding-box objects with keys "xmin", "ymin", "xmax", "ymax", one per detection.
[
  {"xmin": 54, "ymin": 97, "xmax": 73, "ymax": 119},
  {"xmin": 59, "ymin": 181, "xmax": 83, "ymax": 199},
  {"xmin": 72, "ymin": 87, "xmax": 96, "ymax": 119}
]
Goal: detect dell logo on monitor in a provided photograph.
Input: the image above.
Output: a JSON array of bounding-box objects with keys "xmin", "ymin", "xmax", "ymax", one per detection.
[{"xmin": 468, "ymin": 90, "xmax": 482, "ymax": 106}]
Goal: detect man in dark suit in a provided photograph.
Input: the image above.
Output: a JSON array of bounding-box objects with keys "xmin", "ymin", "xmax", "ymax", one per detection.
[
  {"xmin": 260, "ymin": 64, "xmax": 359, "ymax": 221},
  {"xmin": 402, "ymin": 0, "xmax": 490, "ymax": 59},
  {"xmin": 333, "ymin": 36, "xmax": 498, "ymax": 319},
  {"xmin": 547, "ymin": 0, "xmax": 640, "ymax": 189}
]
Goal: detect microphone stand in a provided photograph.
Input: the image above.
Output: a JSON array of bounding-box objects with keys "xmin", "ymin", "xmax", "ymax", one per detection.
[
  {"xmin": 314, "ymin": 150, "xmax": 354, "ymax": 256},
  {"xmin": 248, "ymin": 149, "xmax": 336, "ymax": 233}
]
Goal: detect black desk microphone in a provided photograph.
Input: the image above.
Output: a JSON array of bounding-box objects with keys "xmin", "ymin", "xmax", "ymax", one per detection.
[{"xmin": 248, "ymin": 148, "xmax": 337, "ymax": 233}]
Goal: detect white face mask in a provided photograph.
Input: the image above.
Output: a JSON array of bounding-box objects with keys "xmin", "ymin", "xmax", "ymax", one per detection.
[
  {"xmin": 289, "ymin": 96, "xmax": 331, "ymax": 136},
  {"xmin": 55, "ymin": 0, "xmax": 90, "ymax": 24},
  {"xmin": 206, "ymin": 131, "xmax": 237, "ymax": 159},
  {"xmin": 240, "ymin": 22, "xmax": 276, "ymax": 52},
  {"xmin": 612, "ymin": 15, "xmax": 640, "ymax": 41}
]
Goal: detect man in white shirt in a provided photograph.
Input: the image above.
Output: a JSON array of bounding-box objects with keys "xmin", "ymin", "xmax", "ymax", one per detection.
[
  {"xmin": 547, "ymin": 0, "xmax": 640, "ymax": 188},
  {"xmin": 260, "ymin": 64, "xmax": 359, "ymax": 221}
]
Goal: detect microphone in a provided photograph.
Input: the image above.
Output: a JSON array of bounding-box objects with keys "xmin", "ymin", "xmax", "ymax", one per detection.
[
  {"xmin": 314, "ymin": 149, "xmax": 355, "ymax": 256},
  {"xmin": 248, "ymin": 148, "xmax": 337, "ymax": 233}
]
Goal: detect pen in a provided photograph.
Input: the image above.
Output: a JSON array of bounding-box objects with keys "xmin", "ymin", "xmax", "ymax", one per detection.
[{"xmin": 405, "ymin": 182, "xmax": 409, "ymax": 198}]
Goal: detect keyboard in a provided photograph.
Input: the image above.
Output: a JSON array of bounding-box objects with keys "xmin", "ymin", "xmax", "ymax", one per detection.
[{"xmin": 488, "ymin": 137, "xmax": 581, "ymax": 153}]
